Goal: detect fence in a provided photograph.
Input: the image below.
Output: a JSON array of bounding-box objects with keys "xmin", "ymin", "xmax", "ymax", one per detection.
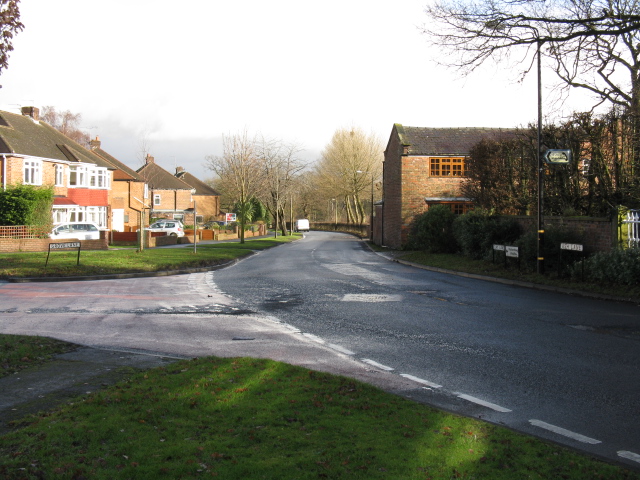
[
  {"xmin": 0, "ymin": 225, "xmax": 50, "ymax": 239},
  {"xmin": 624, "ymin": 210, "xmax": 640, "ymax": 248}
]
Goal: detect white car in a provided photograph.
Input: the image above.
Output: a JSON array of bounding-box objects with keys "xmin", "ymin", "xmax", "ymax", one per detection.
[
  {"xmin": 146, "ymin": 221, "xmax": 185, "ymax": 237},
  {"xmin": 50, "ymin": 222, "xmax": 102, "ymax": 240}
]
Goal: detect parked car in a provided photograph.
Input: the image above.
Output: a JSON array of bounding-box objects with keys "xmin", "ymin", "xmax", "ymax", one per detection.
[
  {"xmin": 50, "ymin": 222, "xmax": 102, "ymax": 240},
  {"xmin": 146, "ymin": 221, "xmax": 185, "ymax": 237}
]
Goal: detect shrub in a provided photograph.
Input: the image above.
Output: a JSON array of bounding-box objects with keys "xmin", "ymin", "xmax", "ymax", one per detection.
[
  {"xmin": 407, "ymin": 205, "xmax": 457, "ymax": 253},
  {"xmin": 0, "ymin": 185, "xmax": 53, "ymax": 226},
  {"xmin": 452, "ymin": 210, "xmax": 521, "ymax": 259},
  {"xmin": 575, "ymin": 247, "xmax": 640, "ymax": 285}
]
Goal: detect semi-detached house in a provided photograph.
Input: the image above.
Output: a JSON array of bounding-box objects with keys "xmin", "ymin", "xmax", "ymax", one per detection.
[{"xmin": 0, "ymin": 107, "xmax": 114, "ymax": 229}]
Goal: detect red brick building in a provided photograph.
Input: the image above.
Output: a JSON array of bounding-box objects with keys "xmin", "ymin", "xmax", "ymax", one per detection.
[{"xmin": 381, "ymin": 124, "xmax": 515, "ymax": 248}]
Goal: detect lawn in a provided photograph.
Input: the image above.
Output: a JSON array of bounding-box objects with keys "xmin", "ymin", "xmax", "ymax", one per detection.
[
  {"xmin": 0, "ymin": 335, "xmax": 638, "ymax": 480},
  {"xmin": 0, "ymin": 236, "xmax": 300, "ymax": 279}
]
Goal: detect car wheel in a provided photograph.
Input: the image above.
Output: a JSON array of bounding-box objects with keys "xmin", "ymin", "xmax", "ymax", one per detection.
[{"xmin": 170, "ymin": 233, "xmax": 177, "ymax": 237}]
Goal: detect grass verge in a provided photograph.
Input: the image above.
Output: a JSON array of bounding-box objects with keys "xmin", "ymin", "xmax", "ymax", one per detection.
[
  {"xmin": 0, "ymin": 344, "xmax": 638, "ymax": 480},
  {"xmin": 394, "ymin": 250, "xmax": 640, "ymax": 301},
  {"xmin": 0, "ymin": 334, "xmax": 77, "ymax": 379},
  {"xmin": 0, "ymin": 236, "xmax": 300, "ymax": 279}
]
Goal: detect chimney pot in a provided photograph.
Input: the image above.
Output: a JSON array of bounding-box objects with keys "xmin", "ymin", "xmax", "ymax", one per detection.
[
  {"xmin": 145, "ymin": 154, "xmax": 155, "ymax": 164},
  {"xmin": 90, "ymin": 136, "xmax": 101, "ymax": 150}
]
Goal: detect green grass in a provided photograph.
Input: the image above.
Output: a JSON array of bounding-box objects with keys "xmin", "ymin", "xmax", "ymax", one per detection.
[
  {"xmin": 1, "ymin": 348, "xmax": 638, "ymax": 480},
  {"xmin": 396, "ymin": 250, "xmax": 640, "ymax": 300},
  {"xmin": 0, "ymin": 236, "xmax": 300, "ymax": 279},
  {"xmin": 0, "ymin": 334, "xmax": 77, "ymax": 379}
]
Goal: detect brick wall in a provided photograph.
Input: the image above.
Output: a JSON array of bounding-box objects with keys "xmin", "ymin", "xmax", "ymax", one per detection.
[
  {"xmin": 0, "ymin": 237, "xmax": 108, "ymax": 252},
  {"xmin": 382, "ymin": 127, "xmax": 403, "ymax": 248},
  {"xmin": 510, "ymin": 216, "xmax": 616, "ymax": 253}
]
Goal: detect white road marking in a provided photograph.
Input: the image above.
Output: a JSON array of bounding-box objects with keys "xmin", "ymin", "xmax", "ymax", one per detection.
[
  {"xmin": 529, "ymin": 420, "xmax": 601, "ymax": 444},
  {"xmin": 457, "ymin": 394, "xmax": 512, "ymax": 412},
  {"xmin": 400, "ymin": 374, "xmax": 442, "ymax": 389},
  {"xmin": 361, "ymin": 358, "xmax": 395, "ymax": 371},
  {"xmin": 342, "ymin": 293, "xmax": 403, "ymax": 302},
  {"xmin": 328, "ymin": 344, "xmax": 355, "ymax": 355},
  {"xmin": 618, "ymin": 451, "xmax": 640, "ymax": 464}
]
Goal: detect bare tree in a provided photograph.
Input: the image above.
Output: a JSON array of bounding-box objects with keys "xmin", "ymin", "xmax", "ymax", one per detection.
[
  {"xmin": 257, "ymin": 136, "xmax": 306, "ymax": 236},
  {"xmin": 422, "ymin": 1, "xmax": 640, "ymax": 117},
  {"xmin": 204, "ymin": 130, "xmax": 266, "ymax": 243},
  {"xmin": 40, "ymin": 106, "xmax": 91, "ymax": 147},
  {"xmin": 0, "ymin": 0, "xmax": 23, "ymax": 85},
  {"xmin": 316, "ymin": 128, "xmax": 383, "ymax": 225}
]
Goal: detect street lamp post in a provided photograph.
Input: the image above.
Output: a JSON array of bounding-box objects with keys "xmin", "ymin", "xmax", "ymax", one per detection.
[{"xmin": 537, "ymin": 39, "xmax": 545, "ymax": 275}]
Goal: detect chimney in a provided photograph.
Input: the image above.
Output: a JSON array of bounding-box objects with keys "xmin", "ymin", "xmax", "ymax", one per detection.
[
  {"xmin": 145, "ymin": 154, "xmax": 155, "ymax": 164},
  {"xmin": 90, "ymin": 136, "xmax": 101, "ymax": 150},
  {"xmin": 21, "ymin": 106, "xmax": 40, "ymax": 121},
  {"xmin": 176, "ymin": 166, "xmax": 185, "ymax": 175}
]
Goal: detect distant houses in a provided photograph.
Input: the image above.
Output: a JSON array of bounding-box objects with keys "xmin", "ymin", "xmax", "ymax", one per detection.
[{"xmin": 0, "ymin": 106, "xmax": 221, "ymax": 231}]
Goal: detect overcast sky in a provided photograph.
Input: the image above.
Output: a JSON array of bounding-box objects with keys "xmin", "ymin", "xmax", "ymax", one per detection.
[{"xmin": 0, "ymin": 0, "xmax": 591, "ymax": 180}]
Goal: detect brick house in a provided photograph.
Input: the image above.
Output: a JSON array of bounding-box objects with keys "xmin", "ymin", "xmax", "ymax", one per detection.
[
  {"xmin": 381, "ymin": 124, "xmax": 515, "ymax": 248},
  {"xmin": 174, "ymin": 166, "xmax": 221, "ymax": 223},
  {"xmin": 89, "ymin": 136, "xmax": 148, "ymax": 232},
  {"xmin": 136, "ymin": 154, "xmax": 198, "ymax": 224},
  {"xmin": 0, "ymin": 107, "xmax": 114, "ymax": 229}
]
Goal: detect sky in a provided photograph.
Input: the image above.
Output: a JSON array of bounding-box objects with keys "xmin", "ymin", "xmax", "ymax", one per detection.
[{"xmin": 0, "ymin": 0, "xmax": 591, "ymax": 181}]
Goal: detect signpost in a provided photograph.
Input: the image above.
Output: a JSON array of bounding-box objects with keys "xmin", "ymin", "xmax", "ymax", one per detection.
[
  {"xmin": 544, "ymin": 149, "xmax": 572, "ymax": 165},
  {"xmin": 225, "ymin": 213, "xmax": 237, "ymax": 223},
  {"xmin": 46, "ymin": 242, "xmax": 81, "ymax": 267},
  {"xmin": 559, "ymin": 243, "xmax": 585, "ymax": 280}
]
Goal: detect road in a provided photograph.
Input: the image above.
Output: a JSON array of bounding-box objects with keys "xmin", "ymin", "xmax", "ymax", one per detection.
[
  {"xmin": 209, "ymin": 231, "xmax": 640, "ymax": 469},
  {"xmin": 0, "ymin": 231, "xmax": 639, "ymax": 470}
]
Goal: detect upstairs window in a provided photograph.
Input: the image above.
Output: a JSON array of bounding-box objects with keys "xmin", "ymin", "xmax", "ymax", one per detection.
[
  {"xmin": 153, "ymin": 194, "xmax": 161, "ymax": 206},
  {"xmin": 24, "ymin": 160, "xmax": 42, "ymax": 185},
  {"xmin": 69, "ymin": 165, "xmax": 87, "ymax": 186},
  {"xmin": 430, "ymin": 157, "xmax": 466, "ymax": 177},
  {"xmin": 55, "ymin": 164, "xmax": 65, "ymax": 186},
  {"xmin": 89, "ymin": 168, "xmax": 109, "ymax": 188}
]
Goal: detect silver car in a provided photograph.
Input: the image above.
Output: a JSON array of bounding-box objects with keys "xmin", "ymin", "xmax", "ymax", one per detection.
[{"xmin": 146, "ymin": 221, "xmax": 185, "ymax": 237}]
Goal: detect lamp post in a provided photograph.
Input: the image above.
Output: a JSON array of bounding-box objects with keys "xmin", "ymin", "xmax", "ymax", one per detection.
[{"xmin": 536, "ymin": 39, "xmax": 544, "ymax": 275}]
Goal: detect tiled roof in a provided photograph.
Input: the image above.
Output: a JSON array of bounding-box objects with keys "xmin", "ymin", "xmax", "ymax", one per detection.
[
  {"xmin": 0, "ymin": 110, "xmax": 114, "ymax": 168},
  {"xmin": 175, "ymin": 170, "xmax": 220, "ymax": 196},
  {"xmin": 137, "ymin": 161, "xmax": 193, "ymax": 190},
  {"xmin": 395, "ymin": 124, "xmax": 517, "ymax": 156}
]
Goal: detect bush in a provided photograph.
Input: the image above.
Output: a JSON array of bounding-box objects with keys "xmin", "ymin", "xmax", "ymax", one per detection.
[
  {"xmin": 576, "ymin": 248, "xmax": 640, "ymax": 285},
  {"xmin": 407, "ymin": 205, "xmax": 457, "ymax": 253},
  {"xmin": 452, "ymin": 210, "xmax": 521, "ymax": 260},
  {"xmin": 0, "ymin": 185, "xmax": 53, "ymax": 226}
]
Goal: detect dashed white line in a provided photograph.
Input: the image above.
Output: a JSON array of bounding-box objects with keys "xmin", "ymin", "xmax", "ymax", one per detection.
[
  {"xmin": 361, "ymin": 358, "xmax": 395, "ymax": 371},
  {"xmin": 328, "ymin": 344, "xmax": 355, "ymax": 356},
  {"xmin": 400, "ymin": 374, "xmax": 442, "ymax": 389},
  {"xmin": 529, "ymin": 420, "xmax": 601, "ymax": 444},
  {"xmin": 618, "ymin": 451, "xmax": 640, "ymax": 464},
  {"xmin": 457, "ymin": 394, "xmax": 512, "ymax": 412}
]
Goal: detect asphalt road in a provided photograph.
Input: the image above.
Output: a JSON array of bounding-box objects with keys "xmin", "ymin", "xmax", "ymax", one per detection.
[
  {"xmin": 0, "ymin": 231, "xmax": 639, "ymax": 470},
  {"xmin": 209, "ymin": 231, "xmax": 640, "ymax": 469}
]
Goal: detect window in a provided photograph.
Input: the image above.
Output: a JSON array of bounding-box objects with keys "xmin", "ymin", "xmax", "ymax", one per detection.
[
  {"xmin": 55, "ymin": 165, "xmax": 65, "ymax": 186},
  {"xmin": 24, "ymin": 160, "xmax": 42, "ymax": 185},
  {"xmin": 153, "ymin": 194, "xmax": 161, "ymax": 206},
  {"xmin": 430, "ymin": 157, "xmax": 466, "ymax": 177},
  {"xmin": 89, "ymin": 168, "xmax": 109, "ymax": 188},
  {"xmin": 144, "ymin": 183, "xmax": 149, "ymax": 199},
  {"xmin": 69, "ymin": 165, "xmax": 87, "ymax": 186}
]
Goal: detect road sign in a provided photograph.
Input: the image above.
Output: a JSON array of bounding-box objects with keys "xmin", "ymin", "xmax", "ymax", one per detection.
[{"xmin": 544, "ymin": 149, "xmax": 572, "ymax": 165}]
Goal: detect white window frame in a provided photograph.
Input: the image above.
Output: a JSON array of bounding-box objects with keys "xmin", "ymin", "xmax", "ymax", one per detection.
[
  {"xmin": 153, "ymin": 194, "xmax": 161, "ymax": 206},
  {"xmin": 144, "ymin": 183, "xmax": 149, "ymax": 199},
  {"xmin": 55, "ymin": 164, "xmax": 65, "ymax": 186},
  {"xmin": 89, "ymin": 168, "xmax": 109, "ymax": 189},
  {"xmin": 69, "ymin": 165, "xmax": 88, "ymax": 187},
  {"xmin": 24, "ymin": 159, "xmax": 42, "ymax": 185}
]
